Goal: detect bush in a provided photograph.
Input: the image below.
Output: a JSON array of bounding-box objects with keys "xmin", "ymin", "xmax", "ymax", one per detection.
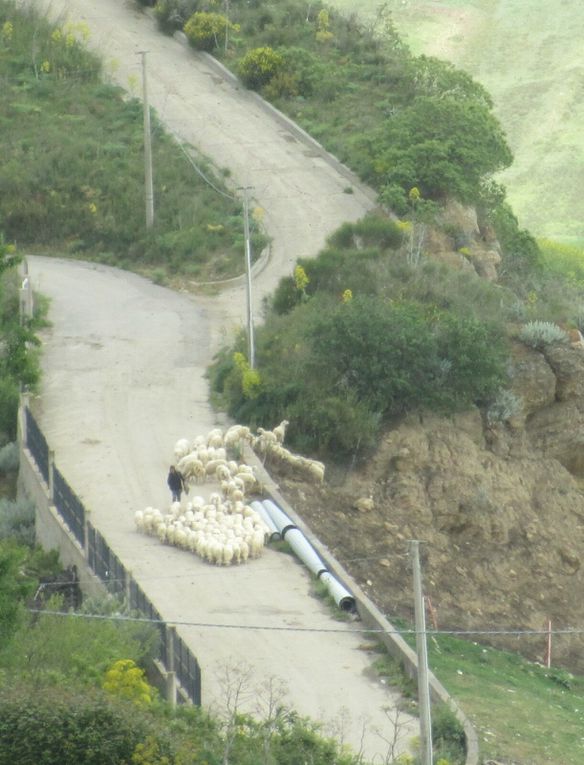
[
  {"xmin": 518, "ymin": 320, "xmax": 569, "ymax": 349},
  {"xmin": 486, "ymin": 389, "xmax": 522, "ymax": 424},
  {"xmin": 432, "ymin": 703, "xmax": 467, "ymax": 762},
  {"xmin": 0, "ymin": 378, "xmax": 19, "ymax": 441},
  {"xmin": 0, "ymin": 442, "xmax": 18, "ymax": 473},
  {"xmin": 326, "ymin": 215, "xmax": 402, "ymax": 251},
  {"xmin": 238, "ymin": 46, "xmax": 284, "ymax": 90},
  {"xmin": 373, "ymin": 96, "xmax": 512, "ymax": 204},
  {"xmin": 183, "ymin": 11, "xmax": 235, "ymax": 52},
  {"xmin": 0, "ymin": 686, "xmax": 155, "ymax": 765},
  {"xmin": 0, "ymin": 498, "xmax": 35, "ymax": 546},
  {"xmin": 154, "ymin": 0, "xmax": 199, "ymax": 34}
]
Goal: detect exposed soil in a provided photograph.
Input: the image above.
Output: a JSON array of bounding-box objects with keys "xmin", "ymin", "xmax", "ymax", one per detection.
[{"xmin": 267, "ymin": 408, "xmax": 584, "ymax": 673}]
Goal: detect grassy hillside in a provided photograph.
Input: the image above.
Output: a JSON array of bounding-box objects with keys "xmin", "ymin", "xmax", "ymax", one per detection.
[
  {"xmin": 0, "ymin": 1, "xmax": 266, "ymax": 283},
  {"xmin": 329, "ymin": 0, "xmax": 584, "ymax": 243}
]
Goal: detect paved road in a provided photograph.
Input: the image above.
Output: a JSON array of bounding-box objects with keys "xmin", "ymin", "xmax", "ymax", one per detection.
[
  {"xmin": 35, "ymin": 0, "xmax": 375, "ymax": 340},
  {"xmin": 28, "ymin": 0, "xmax": 416, "ymax": 759}
]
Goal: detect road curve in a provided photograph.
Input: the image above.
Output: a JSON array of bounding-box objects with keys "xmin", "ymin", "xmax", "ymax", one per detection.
[
  {"xmin": 35, "ymin": 0, "xmax": 376, "ymax": 343},
  {"xmin": 26, "ymin": 0, "xmax": 416, "ymax": 759}
]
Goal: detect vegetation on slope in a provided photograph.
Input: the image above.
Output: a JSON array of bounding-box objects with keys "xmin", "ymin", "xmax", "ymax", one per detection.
[
  {"xmin": 0, "ymin": 495, "xmax": 367, "ymax": 765},
  {"xmin": 210, "ymin": 214, "xmax": 510, "ymax": 460},
  {"xmin": 0, "ymin": 242, "xmax": 41, "ymax": 442},
  {"xmin": 144, "ymin": 0, "xmax": 512, "ymax": 216},
  {"xmin": 328, "ymin": 0, "xmax": 584, "ymax": 242},
  {"xmin": 0, "ymin": 0, "xmax": 266, "ymax": 283}
]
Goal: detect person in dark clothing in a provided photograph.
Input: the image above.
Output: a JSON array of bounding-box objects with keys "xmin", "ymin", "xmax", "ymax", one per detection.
[{"xmin": 167, "ymin": 465, "xmax": 185, "ymax": 503}]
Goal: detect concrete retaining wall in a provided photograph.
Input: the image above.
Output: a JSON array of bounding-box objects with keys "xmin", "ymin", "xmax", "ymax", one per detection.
[
  {"xmin": 16, "ymin": 399, "xmax": 194, "ymax": 706},
  {"xmin": 245, "ymin": 448, "xmax": 480, "ymax": 765}
]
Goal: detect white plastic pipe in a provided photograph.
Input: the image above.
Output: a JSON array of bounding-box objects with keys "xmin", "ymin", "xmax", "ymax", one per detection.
[
  {"xmin": 283, "ymin": 527, "xmax": 328, "ymax": 578},
  {"xmin": 262, "ymin": 499, "xmax": 296, "ymax": 536},
  {"xmin": 263, "ymin": 499, "xmax": 356, "ymax": 611},
  {"xmin": 250, "ymin": 500, "xmax": 280, "ymax": 540},
  {"xmin": 320, "ymin": 571, "xmax": 356, "ymax": 613}
]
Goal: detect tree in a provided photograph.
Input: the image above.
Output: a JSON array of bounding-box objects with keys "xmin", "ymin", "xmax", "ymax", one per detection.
[
  {"xmin": 373, "ymin": 95, "xmax": 513, "ymax": 204},
  {"xmin": 0, "ymin": 541, "xmax": 35, "ymax": 646}
]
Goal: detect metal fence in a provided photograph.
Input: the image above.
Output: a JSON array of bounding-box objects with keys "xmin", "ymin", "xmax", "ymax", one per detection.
[
  {"xmin": 129, "ymin": 579, "xmax": 168, "ymax": 666},
  {"xmin": 53, "ymin": 465, "xmax": 86, "ymax": 548},
  {"xmin": 25, "ymin": 407, "xmax": 49, "ymax": 484},
  {"xmin": 173, "ymin": 631, "xmax": 202, "ymax": 706},
  {"xmin": 87, "ymin": 524, "xmax": 126, "ymax": 597},
  {"xmin": 23, "ymin": 402, "xmax": 202, "ymax": 706}
]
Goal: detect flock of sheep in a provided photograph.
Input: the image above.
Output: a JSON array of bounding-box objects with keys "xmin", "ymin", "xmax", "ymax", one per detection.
[
  {"xmin": 134, "ymin": 495, "xmax": 269, "ymax": 565},
  {"xmin": 134, "ymin": 421, "xmax": 325, "ymax": 566}
]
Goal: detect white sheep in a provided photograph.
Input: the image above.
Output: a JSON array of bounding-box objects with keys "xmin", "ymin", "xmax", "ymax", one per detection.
[
  {"xmin": 303, "ymin": 458, "xmax": 325, "ymax": 484},
  {"xmin": 174, "ymin": 438, "xmax": 191, "ymax": 460},
  {"xmin": 272, "ymin": 419, "xmax": 289, "ymax": 444},
  {"xmin": 206, "ymin": 428, "xmax": 224, "ymax": 448},
  {"xmin": 216, "ymin": 463, "xmax": 232, "ymax": 482},
  {"xmin": 205, "ymin": 458, "xmax": 228, "ymax": 476},
  {"xmin": 253, "ymin": 428, "xmax": 278, "ymax": 456},
  {"xmin": 224, "ymin": 424, "xmax": 252, "ymax": 450},
  {"xmin": 177, "ymin": 454, "xmax": 205, "ymax": 483}
]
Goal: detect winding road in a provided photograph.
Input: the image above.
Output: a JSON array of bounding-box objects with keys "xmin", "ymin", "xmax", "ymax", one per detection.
[{"xmin": 27, "ymin": 0, "xmax": 416, "ymax": 759}]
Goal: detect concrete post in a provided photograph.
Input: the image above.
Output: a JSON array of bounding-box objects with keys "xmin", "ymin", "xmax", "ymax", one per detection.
[
  {"xmin": 48, "ymin": 449, "xmax": 55, "ymax": 502},
  {"xmin": 411, "ymin": 540, "xmax": 433, "ymax": 765},
  {"xmin": 18, "ymin": 392, "xmax": 30, "ymax": 449},
  {"xmin": 166, "ymin": 624, "xmax": 177, "ymax": 707},
  {"xmin": 83, "ymin": 511, "xmax": 90, "ymax": 560}
]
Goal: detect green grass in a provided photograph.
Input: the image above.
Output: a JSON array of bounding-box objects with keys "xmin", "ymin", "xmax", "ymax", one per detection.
[
  {"xmin": 0, "ymin": 1, "xmax": 266, "ymax": 282},
  {"xmin": 327, "ymin": 0, "xmax": 584, "ymax": 241},
  {"xmin": 376, "ymin": 627, "xmax": 584, "ymax": 765}
]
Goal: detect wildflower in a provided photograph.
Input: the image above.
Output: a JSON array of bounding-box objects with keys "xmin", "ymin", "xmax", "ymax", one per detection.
[
  {"xmin": 252, "ymin": 206, "xmax": 264, "ymax": 223},
  {"xmin": 40, "ymin": 60, "xmax": 51, "ymax": 73},
  {"xmin": 2, "ymin": 21, "xmax": 14, "ymax": 42},
  {"xmin": 127, "ymin": 73, "xmax": 138, "ymax": 93},
  {"xmin": 88, "ymin": 203, "xmax": 97, "ymax": 215},
  {"xmin": 408, "ymin": 186, "xmax": 421, "ymax": 203},
  {"xmin": 342, "ymin": 289, "xmax": 353, "ymax": 303},
  {"xmin": 294, "ymin": 264, "xmax": 309, "ymax": 292},
  {"xmin": 78, "ymin": 22, "xmax": 90, "ymax": 42},
  {"xmin": 527, "ymin": 290, "xmax": 538, "ymax": 305},
  {"xmin": 51, "ymin": 28, "xmax": 62, "ymax": 43}
]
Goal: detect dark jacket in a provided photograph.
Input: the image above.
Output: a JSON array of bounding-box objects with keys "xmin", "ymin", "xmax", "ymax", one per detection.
[{"xmin": 167, "ymin": 467, "xmax": 184, "ymax": 493}]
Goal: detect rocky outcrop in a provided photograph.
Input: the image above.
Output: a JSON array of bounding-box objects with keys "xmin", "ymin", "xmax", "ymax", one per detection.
[
  {"xmin": 275, "ymin": 337, "xmax": 584, "ymax": 670},
  {"xmin": 430, "ymin": 199, "xmax": 503, "ymax": 281}
]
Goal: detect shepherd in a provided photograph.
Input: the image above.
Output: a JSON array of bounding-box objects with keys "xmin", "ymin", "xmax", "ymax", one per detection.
[{"xmin": 167, "ymin": 465, "xmax": 185, "ymax": 503}]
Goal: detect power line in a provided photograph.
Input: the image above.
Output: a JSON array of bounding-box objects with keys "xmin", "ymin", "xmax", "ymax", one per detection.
[{"xmin": 27, "ymin": 608, "xmax": 584, "ymax": 639}]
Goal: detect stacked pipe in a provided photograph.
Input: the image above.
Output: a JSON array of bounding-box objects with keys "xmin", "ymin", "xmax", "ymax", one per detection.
[{"xmin": 262, "ymin": 500, "xmax": 356, "ymax": 613}]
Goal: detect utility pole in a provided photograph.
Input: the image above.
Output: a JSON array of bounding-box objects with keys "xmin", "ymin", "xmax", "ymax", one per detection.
[
  {"xmin": 240, "ymin": 186, "xmax": 255, "ymax": 369},
  {"xmin": 139, "ymin": 51, "xmax": 154, "ymax": 229},
  {"xmin": 410, "ymin": 540, "xmax": 433, "ymax": 765}
]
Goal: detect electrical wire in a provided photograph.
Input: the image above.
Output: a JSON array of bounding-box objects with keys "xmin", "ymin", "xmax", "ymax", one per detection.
[{"xmin": 26, "ymin": 608, "xmax": 584, "ymax": 639}]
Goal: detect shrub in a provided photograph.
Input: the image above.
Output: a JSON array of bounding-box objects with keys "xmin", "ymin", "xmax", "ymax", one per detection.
[
  {"xmin": 0, "ymin": 378, "xmax": 19, "ymax": 441},
  {"xmin": 0, "ymin": 498, "xmax": 35, "ymax": 546},
  {"xmin": 238, "ymin": 46, "xmax": 284, "ymax": 90},
  {"xmin": 373, "ymin": 96, "xmax": 512, "ymax": 205},
  {"xmin": 0, "ymin": 442, "xmax": 18, "ymax": 473},
  {"xmin": 184, "ymin": 11, "xmax": 235, "ymax": 52},
  {"xmin": 518, "ymin": 321, "xmax": 569, "ymax": 349},
  {"xmin": 486, "ymin": 389, "xmax": 522, "ymax": 424},
  {"xmin": 103, "ymin": 659, "xmax": 156, "ymax": 706},
  {"xmin": 0, "ymin": 685, "xmax": 156, "ymax": 765},
  {"xmin": 432, "ymin": 703, "xmax": 466, "ymax": 762},
  {"xmin": 154, "ymin": 0, "xmax": 199, "ymax": 34},
  {"xmin": 278, "ymin": 46, "xmax": 324, "ymax": 97}
]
